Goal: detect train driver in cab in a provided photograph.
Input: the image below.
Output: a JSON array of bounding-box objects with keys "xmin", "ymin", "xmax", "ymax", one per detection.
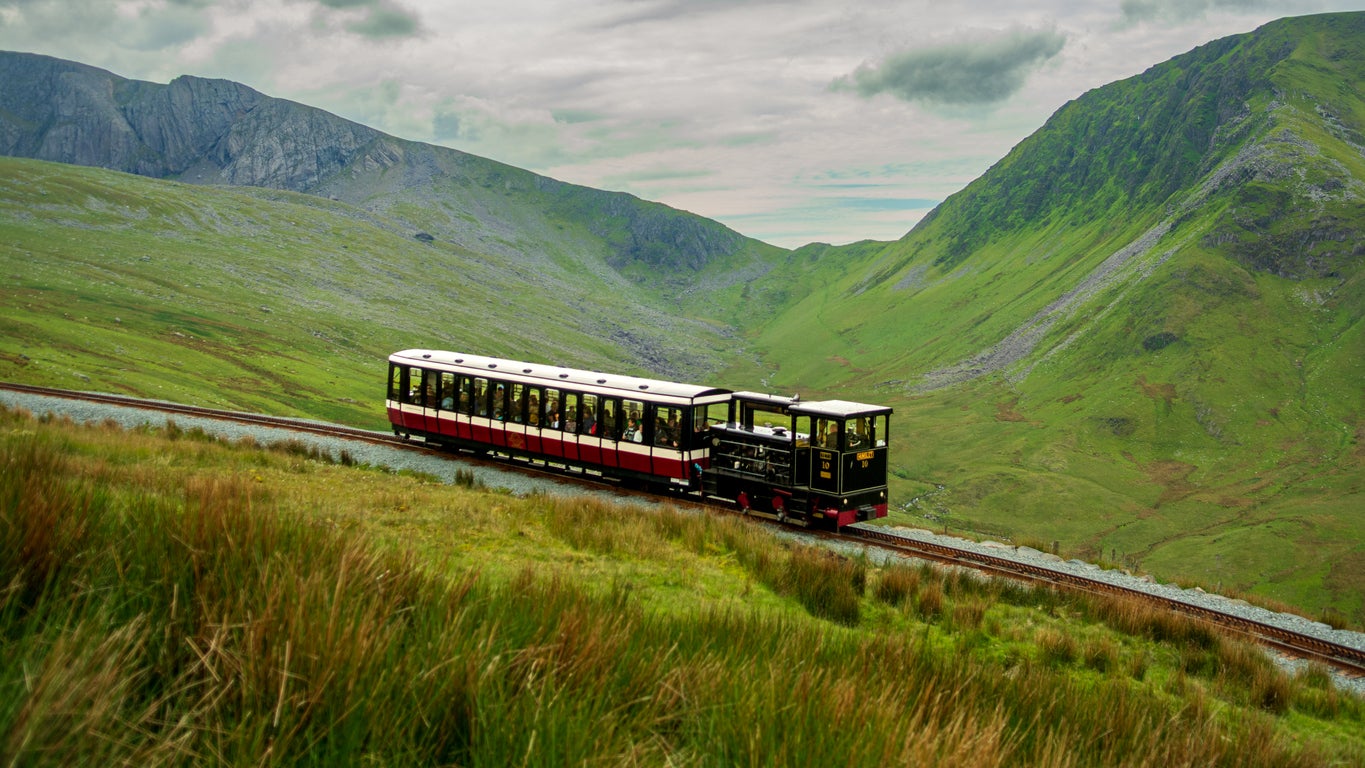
[{"xmin": 823, "ymin": 421, "xmax": 840, "ymax": 449}]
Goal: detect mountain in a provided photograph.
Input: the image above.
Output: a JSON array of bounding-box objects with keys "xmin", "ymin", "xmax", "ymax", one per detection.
[
  {"xmin": 0, "ymin": 50, "xmax": 785, "ymax": 341},
  {"xmin": 739, "ymin": 12, "xmax": 1364, "ymax": 618}
]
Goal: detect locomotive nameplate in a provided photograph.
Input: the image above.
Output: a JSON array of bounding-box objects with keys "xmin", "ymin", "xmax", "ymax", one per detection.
[
  {"xmin": 817, "ymin": 450, "xmax": 834, "ymax": 481},
  {"xmin": 855, "ymin": 450, "xmax": 875, "ymax": 461}
]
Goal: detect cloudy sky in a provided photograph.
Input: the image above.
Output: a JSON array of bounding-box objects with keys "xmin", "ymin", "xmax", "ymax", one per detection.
[{"xmin": 1, "ymin": 1, "xmax": 1359, "ymax": 247}]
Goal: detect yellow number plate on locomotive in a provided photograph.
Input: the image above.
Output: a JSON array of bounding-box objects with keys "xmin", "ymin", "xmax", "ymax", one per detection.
[{"xmin": 856, "ymin": 451, "xmax": 875, "ymax": 461}]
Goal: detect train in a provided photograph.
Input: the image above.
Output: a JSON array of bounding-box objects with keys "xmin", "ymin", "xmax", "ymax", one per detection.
[{"xmin": 386, "ymin": 349, "xmax": 892, "ymax": 528}]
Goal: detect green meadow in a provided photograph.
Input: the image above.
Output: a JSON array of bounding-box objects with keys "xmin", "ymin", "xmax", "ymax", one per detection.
[{"xmin": 2, "ymin": 405, "xmax": 1362, "ymax": 765}]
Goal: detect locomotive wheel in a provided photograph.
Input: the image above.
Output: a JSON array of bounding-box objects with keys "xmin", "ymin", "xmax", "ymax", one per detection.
[
  {"xmin": 736, "ymin": 491, "xmax": 751, "ymax": 514},
  {"xmin": 772, "ymin": 494, "xmax": 786, "ymax": 523}
]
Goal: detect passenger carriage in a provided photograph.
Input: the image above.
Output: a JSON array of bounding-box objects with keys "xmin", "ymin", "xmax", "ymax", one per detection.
[{"xmin": 386, "ymin": 350, "xmax": 731, "ymax": 488}]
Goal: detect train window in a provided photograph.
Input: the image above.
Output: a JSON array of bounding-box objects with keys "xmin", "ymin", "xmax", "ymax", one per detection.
[
  {"xmin": 543, "ymin": 388, "xmax": 561, "ymax": 429},
  {"xmin": 873, "ymin": 414, "xmax": 889, "ymax": 447},
  {"xmin": 472, "ymin": 378, "xmax": 489, "ymax": 416},
  {"xmin": 580, "ymin": 393, "xmax": 598, "ymax": 436},
  {"xmin": 814, "ymin": 418, "xmax": 841, "ymax": 450},
  {"xmin": 794, "ymin": 415, "xmax": 812, "ymax": 446},
  {"xmin": 622, "ymin": 399, "xmax": 645, "ymax": 443},
  {"xmin": 527, "ymin": 387, "xmax": 542, "ymax": 426},
  {"xmin": 492, "ymin": 381, "xmax": 508, "ymax": 421},
  {"xmin": 701, "ymin": 402, "xmax": 728, "ymax": 430},
  {"xmin": 425, "ymin": 371, "xmax": 439, "ymax": 407},
  {"xmin": 459, "ymin": 376, "xmax": 474, "ymax": 415},
  {"xmin": 563, "ymin": 392, "xmax": 580, "ymax": 433},
  {"xmin": 847, "ymin": 416, "xmax": 879, "ymax": 449},
  {"xmin": 405, "ymin": 366, "xmax": 426, "ymax": 406},
  {"xmin": 599, "ymin": 398, "xmax": 619, "ymax": 440},
  {"xmin": 439, "ymin": 373, "xmax": 456, "ymax": 410},
  {"xmin": 655, "ymin": 406, "xmax": 683, "ymax": 448},
  {"xmin": 509, "ymin": 383, "xmax": 527, "ymax": 423}
]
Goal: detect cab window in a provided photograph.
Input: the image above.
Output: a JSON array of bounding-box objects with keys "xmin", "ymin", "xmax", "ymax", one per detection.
[
  {"xmin": 872, "ymin": 414, "xmax": 889, "ymax": 447},
  {"xmin": 814, "ymin": 417, "xmax": 841, "ymax": 450},
  {"xmin": 846, "ymin": 416, "xmax": 870, "ymax": 449}
]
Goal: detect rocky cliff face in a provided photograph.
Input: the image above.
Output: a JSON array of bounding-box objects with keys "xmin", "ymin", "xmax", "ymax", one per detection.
[
  {"xmin": 0, "ymin": 50, "xmax": 758, "ymax": 273},
  {"xmin": 1, "ymin": 53, "xmax": 410, "ymax": 191}
]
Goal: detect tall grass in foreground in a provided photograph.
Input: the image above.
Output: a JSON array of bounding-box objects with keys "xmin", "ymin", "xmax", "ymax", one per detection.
[{"xmin": 1, "ymin": 410, "xmax": 1361, "ymax": 766}]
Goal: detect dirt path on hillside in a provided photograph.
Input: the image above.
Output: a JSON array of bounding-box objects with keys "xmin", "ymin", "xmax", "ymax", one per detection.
[{"xmin": 914, "ymin": 221, "xmax": 1175, "ymax": 391}]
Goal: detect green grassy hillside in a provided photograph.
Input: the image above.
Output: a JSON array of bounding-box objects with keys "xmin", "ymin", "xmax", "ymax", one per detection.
[
  {"xmin": 0, "ymin": 156, "xmax": 757, "ymax": 427},
  {"xmin": 739, "ymin": 14, "xmax": 1365, "ymax": 621}
]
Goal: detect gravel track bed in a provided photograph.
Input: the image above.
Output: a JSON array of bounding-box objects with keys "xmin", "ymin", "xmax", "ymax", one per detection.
[{"xmin": 5, "ymin": 389, "xmax": 1362, "ymax": 695}]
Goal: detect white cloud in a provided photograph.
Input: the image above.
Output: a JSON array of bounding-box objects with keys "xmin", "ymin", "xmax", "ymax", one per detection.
[{"xmin": 833, "ymin": 26, "xmax": 1068, "ymax": 107}]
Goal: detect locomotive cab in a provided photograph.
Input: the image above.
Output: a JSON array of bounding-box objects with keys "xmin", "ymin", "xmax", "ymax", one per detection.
[{"xmin": 707, "ymin": 393, "xmax": 891, "ymax": 528}]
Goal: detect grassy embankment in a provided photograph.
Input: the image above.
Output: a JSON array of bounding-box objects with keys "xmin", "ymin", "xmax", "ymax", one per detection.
[{"xmin": 2, "ymin": 404, "xmax": 1362, "ymax": 765}]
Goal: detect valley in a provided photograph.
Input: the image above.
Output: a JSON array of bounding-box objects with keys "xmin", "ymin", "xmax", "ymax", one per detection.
[{"xmin": 1, "ymin": 13, "xmax": 1363, "ymax": 623}]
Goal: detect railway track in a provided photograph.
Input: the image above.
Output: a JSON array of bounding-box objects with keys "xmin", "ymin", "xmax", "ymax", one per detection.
[
  {"xmin": 0, "ymin": 381, "xmax": 408, "ymax": 448},
  {"xmin": 5, "ymin": 380, "xmax": 1364, "ymax": 681}
]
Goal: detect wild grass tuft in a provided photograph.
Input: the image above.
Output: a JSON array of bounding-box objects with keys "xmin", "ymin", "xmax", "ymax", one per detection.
[
  {"xmin": 1036, "ymin": 627, "xmax": 1078, "ymax": 667},
  {"xmin": 874, "ymin": 562, "xmax": 919, "ymax": 606}
]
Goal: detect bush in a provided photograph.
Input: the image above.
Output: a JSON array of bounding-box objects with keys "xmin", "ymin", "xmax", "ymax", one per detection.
[{"xmin": 1142, "ymin": 331, "xmax": 1179, "ymax": 351}]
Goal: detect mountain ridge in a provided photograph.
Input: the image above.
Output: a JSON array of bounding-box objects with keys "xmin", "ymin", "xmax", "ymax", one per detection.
[{"xmin": 0, "ymin": 50, "xmax": 765, "ymax": 281}]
